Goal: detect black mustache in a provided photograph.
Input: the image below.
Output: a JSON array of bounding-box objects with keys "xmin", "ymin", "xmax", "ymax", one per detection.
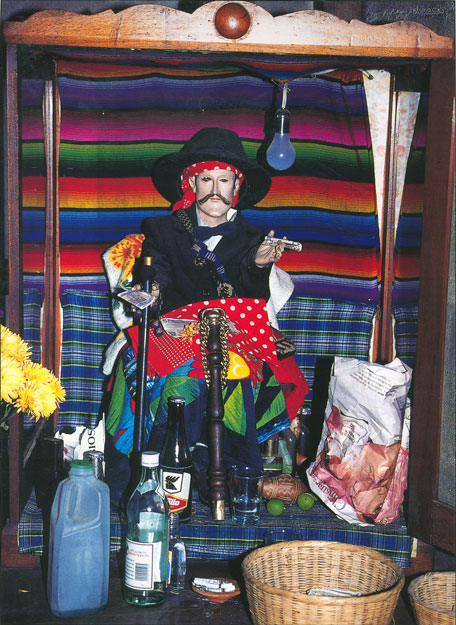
[{"xmin": 199, "ymin": 193, "xmax": 231, "ymax": 205}]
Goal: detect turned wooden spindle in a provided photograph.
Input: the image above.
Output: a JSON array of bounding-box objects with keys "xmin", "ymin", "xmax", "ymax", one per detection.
[{"xmin": 200, "ymin": 308, "xmax": 227, "ymax": 521}]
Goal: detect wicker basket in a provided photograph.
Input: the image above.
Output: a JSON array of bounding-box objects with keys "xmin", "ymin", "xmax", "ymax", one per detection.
[
  {"xmin": 408, "ymin": 571, "xmax": 455, "ymax": 625},
  {"xmin": 242, "ymin": 540, "xmax": 404, "ymax": 625}
]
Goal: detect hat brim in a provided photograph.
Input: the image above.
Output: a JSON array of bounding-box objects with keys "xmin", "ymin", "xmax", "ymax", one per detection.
[{"xmin": 152, "ymin": 151, "xmax": 271, "ymax": 209}]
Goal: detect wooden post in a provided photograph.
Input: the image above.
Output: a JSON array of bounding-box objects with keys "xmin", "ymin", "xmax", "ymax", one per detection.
[
  {"xmin": 2, "ymin": 45, "xmax": 37, "ymax": 568},
  {"xmin": 201, "ymin": 308, "xmax": 226, "ymax": 521},
  {"xmin": 42, "ymin": 69, "xmax": 61, "ymax": 386},
  {"xmin": 378, "ymin": 76, "xmax": 397, "ymax": 364}
]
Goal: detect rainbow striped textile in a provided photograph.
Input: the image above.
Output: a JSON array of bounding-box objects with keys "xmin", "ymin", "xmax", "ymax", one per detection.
[{"xmin": 22, "ymin": 54, "xmax": 382, "ymax": 305}]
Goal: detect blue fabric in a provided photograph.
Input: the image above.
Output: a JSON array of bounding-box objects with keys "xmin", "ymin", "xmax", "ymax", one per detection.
[
  {"xmin": 277, "ymin": 297, "xmax": 376, "ymax": 406},
  {"xmin": 18, "ymin": 489, "xmax": 413, "ymax": 568},
  {"xmin": 393, "ymin": 305, "xmax": 418, "ymax": 368},
  {"xmin": 58, "ymin": 290, "xmax": 115, "ymax": 429},
  {"xmin": 23, "ymin": 289, "xmax": 44, "ymax": 429}
]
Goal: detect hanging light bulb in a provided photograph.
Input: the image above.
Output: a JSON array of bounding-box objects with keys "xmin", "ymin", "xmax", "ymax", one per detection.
[{"xmin": 266, "ymin": 84, "xmax": 296, "ymax": 171}]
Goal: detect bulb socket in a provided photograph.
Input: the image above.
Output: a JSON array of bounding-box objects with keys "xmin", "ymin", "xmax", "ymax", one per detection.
[{"xmin": 273, "ymin": 108, "xmax": 290, "ymax": 134}]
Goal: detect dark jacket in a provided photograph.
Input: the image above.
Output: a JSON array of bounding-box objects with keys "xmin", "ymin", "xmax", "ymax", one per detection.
[{"xmin": 140, "ymin": 205, "xmax": 271, "ymax": 314}]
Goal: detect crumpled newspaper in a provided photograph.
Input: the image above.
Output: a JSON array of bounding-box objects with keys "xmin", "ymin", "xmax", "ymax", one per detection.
[{"xmin": 307, "ymin": 357, "xmax": 412, "ymax": 526}]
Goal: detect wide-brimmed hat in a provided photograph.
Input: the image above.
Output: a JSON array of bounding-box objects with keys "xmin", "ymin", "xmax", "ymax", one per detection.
[{"xmin": 152, "ymin": 128, "xmax": 271, "ymax": 209}]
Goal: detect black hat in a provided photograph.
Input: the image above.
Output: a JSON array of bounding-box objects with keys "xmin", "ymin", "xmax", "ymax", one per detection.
[{"xmin": 151, "ymin": 128, "xmax": 271, "ymax": 209}]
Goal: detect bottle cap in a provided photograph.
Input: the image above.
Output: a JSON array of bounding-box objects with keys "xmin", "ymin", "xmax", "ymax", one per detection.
[
  {"xmin": 70, "ymin": 460, "xmax": 92, "ymax": 469},
  {"xmin": 141, "ymin": 451, "xmax": 159, "ymax": 467}
]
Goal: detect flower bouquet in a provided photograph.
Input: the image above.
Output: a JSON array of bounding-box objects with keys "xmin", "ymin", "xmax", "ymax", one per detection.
[{"xmin": 0, "ymin": 325, "xmax": 66, "ymax": 430}]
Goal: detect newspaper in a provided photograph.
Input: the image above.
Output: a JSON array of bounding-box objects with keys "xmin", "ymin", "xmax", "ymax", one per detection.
[{"xmin": 307, "ymin": 357, "xmax": 412, "ymax": 525}]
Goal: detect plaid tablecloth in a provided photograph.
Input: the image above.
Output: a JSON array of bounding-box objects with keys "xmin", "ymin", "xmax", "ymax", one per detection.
[{"xmin": 19, "ymin": 490, "xmax": 413, "ymax": 568}]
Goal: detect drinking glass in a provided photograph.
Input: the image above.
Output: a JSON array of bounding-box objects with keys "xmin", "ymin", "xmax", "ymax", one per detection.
[{"xmin": 228, "ymin": 465, "xmax": 264, "ymax": 525}]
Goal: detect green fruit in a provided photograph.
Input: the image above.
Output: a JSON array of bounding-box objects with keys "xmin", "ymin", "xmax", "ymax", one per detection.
[
  {"xmin": 266, "ymin": 498, "xmax": 285, "ymax": 516},
  {"xmin": 297, "ymin": 492, "xmax": 316, "ymax": 511}
]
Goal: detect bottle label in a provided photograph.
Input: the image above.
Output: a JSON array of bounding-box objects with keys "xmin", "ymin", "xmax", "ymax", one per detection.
[
  {"xmin": 125, "ymin": 538, "xmax": 161, "ymax": 590},
  {"xmin": 161, "ymin": 469, "xmax": 191, "ymax": 513}
]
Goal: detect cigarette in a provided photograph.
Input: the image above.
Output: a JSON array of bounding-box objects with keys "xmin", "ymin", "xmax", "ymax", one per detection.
[{"xmin": 264, "ymin": 236, "xmax": 302, "ymax": 252}]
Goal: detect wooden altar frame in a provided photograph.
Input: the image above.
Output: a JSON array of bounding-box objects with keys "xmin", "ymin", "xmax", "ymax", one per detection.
[{"xmin": 2, "ymin": 1, "xmax": 454, "ymax": 566}]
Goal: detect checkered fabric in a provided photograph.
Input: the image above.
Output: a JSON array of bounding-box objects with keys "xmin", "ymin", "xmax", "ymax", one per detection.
[
  {"xmin": 23, "ymin": 289, "xmax": 44, "ymax": 429},
  {"xmin": 393, "ymin": 305, "xmax": 418, "ymax": 368},
  {"xmin": 23, "ymin": 289, "xmax": 42, "ymax": 362},
  {"xmin": 18, "ymin": 491, "xmax": 124, "ymax": 554},
  {"xmin": 277, "ymin": 297, "xmax": 376, "ymax": 406},
  {"xmin": 58, "ymin": 290, "xmax": 115, "ymax": 429},
  {"xmin": 19, "ymin": 489, "xmax": 413, "ymax": 568}
]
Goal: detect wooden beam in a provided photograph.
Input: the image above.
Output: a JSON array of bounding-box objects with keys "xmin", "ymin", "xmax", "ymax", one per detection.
[
  {"xmin": 408, "ymin": 59, "xmax": 455, "ymax": 549},
  {"xmin": 2, "ymin": 2, "xmax": 453, "ymax": 58},
  {"xmin": 5, "ymin": 45, "xmax": 24, "ymax": 531},
  {"xmin": 42, "ymin": 73, "xmax": 62, "ymax": 395},
  {"xmin": 378, "ymin": 80, "xmax": 396, "ymax": 364},
  {"xmin": 6, "ymin": 45, "xmax": 22, "ymax": 336}
]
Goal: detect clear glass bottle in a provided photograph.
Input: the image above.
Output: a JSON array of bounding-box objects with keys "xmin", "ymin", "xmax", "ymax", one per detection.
[
  {"xmin": 167, "ymin": 513, "xmax": 186, "ymax": 594},
  {"xmin": 159, "ymin": 396, "xmax": 193, "ymax": 522},
  {"xmin": 124, "ymin": 451, "xmax": 169, "ymax": 607}
]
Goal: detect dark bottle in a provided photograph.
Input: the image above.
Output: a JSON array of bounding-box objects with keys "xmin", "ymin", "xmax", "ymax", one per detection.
[
  {"xmin": 34, "ymin": 437, "xmax": 67, "ymax": 569},
  {"xmin": 35, "ymin": 437, "xmax": 66, "ymax": 514},
  {"xmin": 159, "ymin": 396, "xmax": 193, "ymax": 522}
]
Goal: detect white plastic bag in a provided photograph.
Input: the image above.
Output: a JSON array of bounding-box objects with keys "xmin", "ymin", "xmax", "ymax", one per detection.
[
  {"xmin": 307, "ymin": 357, "xmax": 412, "ymax": 525},
  {"xmin": 55, "ymin": 416, "xmax": 105, "ymax": 462}
]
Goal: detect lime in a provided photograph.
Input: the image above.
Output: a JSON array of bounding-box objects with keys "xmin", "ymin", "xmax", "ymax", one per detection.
[
  {"xmin": 266, "ymin": 498, "xmax": 285, "ymax": 516},
  {"xmin": 297, "ymin": 492, "xmax": 317, "ymax": 511}
]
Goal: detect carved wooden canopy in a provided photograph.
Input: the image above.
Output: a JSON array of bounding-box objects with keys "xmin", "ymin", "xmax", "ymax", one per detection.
[{"xmin": 3, "ymin": 0, "xmax": 454, "ymax": 58}]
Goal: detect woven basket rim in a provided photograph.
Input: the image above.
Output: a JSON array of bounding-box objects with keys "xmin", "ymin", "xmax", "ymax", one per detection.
[
  {"xmin": 242, "ymin": 540, "xmax": 405, "ymax": 605},
  {"xmin": 408, "ymin": 571, "xmax": 456, "ymax": 616}
]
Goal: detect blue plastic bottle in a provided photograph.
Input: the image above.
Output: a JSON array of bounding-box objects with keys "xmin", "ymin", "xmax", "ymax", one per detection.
[{"xmin": 47, "ymin": 459, "xmax": 110, "ymax": 617}]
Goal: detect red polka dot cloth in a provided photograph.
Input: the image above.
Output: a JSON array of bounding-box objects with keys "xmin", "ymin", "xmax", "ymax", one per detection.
[{"xmin": 128, "ymin": 297, "xmax": 278, "ymax": 379}]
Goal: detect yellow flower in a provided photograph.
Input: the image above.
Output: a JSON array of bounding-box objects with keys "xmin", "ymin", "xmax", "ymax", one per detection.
[
  {"xmin": 14, "ymin": 380, "xmax": 57, "ymax": 420},
  {"xmin": 22, "ymin": 361, "xmax": 52, "ymax": 385},
  {"xmin": 49, "ymin": 375, "xmax": 66, "ymax": 403},
  {"xmin": 1, "ymin": 325, "xmax": 31, "ymax": 362},
  {"xmin": 1, "ymin": 326, "xmax": 66, "ymax": 425},
  {"xmin": 1, "ymin": 355, "xmax": 25, "ymax": 402}
]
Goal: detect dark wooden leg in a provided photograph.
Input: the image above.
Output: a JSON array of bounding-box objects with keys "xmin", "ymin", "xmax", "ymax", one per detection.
[
  {"xmin": 200, "ymin": 308, "xmax": 227, "ymax": 521},
  {"xmin": 403, "ymin": 539, "xmax": 434, "ymax": 576}
]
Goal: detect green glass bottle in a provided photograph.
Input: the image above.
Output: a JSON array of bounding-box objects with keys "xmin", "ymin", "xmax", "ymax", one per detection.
[{"xmin": 124, "ymin": 451, "xmax": 169, "ymax": 606}]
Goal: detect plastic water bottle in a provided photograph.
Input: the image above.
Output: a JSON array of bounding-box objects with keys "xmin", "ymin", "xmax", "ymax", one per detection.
[
  {"xmin": 124, "ymin": 451, "xmax": 169, "ymax": 606},
  {"xmin": 167, "ymin": 513, "xmax": 186, "ymax": 593},
  {"xmin": 47, "ymin": 459, "xmax": 110, "ymax": 617}
]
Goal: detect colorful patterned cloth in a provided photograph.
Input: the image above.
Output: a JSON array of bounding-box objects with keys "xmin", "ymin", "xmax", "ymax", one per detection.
[{"xmin": 105, "ymin": 298, "xmax": 294, "ymax": 470}]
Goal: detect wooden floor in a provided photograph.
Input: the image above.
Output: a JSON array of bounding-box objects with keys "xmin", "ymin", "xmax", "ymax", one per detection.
[{"xmin": 1, "ymin": 554, "xmax": 421, "ymax": 625}]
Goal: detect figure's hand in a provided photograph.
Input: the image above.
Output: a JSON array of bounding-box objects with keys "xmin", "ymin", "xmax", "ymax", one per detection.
[
  {"xmin": 254, "ymin": 230, "xmax": 285, "ymax": 267},
  {"xmin": 132, "ymin": 283, "xmax": 160, "ymax": 298},
  {"xmin": 130, "ymin": 283, "xmax": 160, "ymax": 313}
]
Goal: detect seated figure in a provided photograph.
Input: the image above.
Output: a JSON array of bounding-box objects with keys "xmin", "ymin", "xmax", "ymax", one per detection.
[{"xmin": 102, "ymin": 128, "xmax": 308, "ymax": 507}]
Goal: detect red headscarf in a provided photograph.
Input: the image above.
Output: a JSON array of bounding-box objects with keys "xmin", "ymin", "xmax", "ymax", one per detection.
[{"xmin": 172, "ymin": 161, "xmax": 244, "ymax": 212}]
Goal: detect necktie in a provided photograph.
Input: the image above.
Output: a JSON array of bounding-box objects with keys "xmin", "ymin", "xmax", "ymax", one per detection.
[{"xmin": 194, "ymin": 221, "xmax": 237, "ymax": 240}]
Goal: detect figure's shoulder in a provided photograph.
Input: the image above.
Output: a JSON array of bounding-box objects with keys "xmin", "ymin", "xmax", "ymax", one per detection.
[{"xmin": 142, "ymin": 212, "xmax": 178, "ymax": 234}]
